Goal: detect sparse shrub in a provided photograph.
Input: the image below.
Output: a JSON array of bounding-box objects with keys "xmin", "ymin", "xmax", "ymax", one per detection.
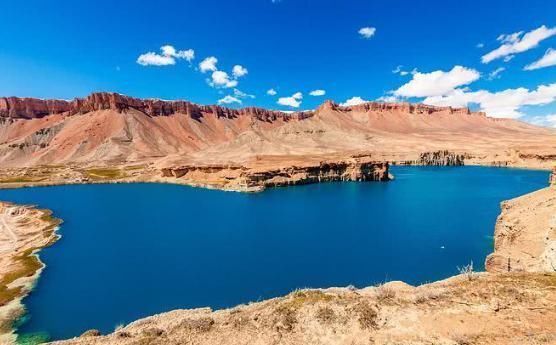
[
  {"xmin": 274, "ymin": 305, "xmax": 297, "ymax": 331},
  {"xmin": 180, "ymin": 317, "xmax": 215, "ymax": 332},
  {"xmin": 315, "ymin": 306, "xmax": 335, "ymax": 324},
  {"xmin": 142, "ymin": 327, "xmax": 164, "ymax": 337},
  {"xmin": 414, "ymin": 287, "xmax": 444, "ymax": 304},
  {"xmin": 375, "ymin": 283, "xmax": 396, "ymax": 303},
  {"xmin": 457, "ymin": 261, "xmax": 475, "ymax": 281},
  {"xmin": 80, "ymin": 329, "xmax": 101, "ymax": 337},
  {"xmin": 117, "ymin": 331, "xmax": 132, "ymax": 338},
  {"xmin": 353, "ymin": 302, "xmax": 378, "ymax": 330}
]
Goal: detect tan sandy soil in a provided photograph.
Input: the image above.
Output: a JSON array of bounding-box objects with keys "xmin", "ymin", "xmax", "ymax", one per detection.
[
  {"xmin": 0, "ymin": 202, "xmax": 60, "ymax": 343},
  {"xmin": 486, "ymin": 184, "xmax": 556, "ymax": 273},
  {"xmin": 50, "ymin": 273, "xmax": 556, "ymax": 345}
]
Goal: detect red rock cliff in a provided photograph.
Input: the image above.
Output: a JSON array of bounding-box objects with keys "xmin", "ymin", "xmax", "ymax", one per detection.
[
  {"xmin": 0, "ymin": 92, "xmax": 312, "ymax": 121},
  {"xmin": 2, "ymin": 92, "xmax": 487, "ymax": 121}
]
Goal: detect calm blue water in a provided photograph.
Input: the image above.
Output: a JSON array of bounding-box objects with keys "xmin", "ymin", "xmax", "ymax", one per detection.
[{"xmin": 0, "ymin": 166, "xmax": 549, "ymax": 341}]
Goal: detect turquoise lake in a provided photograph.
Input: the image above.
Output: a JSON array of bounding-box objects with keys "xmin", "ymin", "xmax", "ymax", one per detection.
[{"xmin": 0, "ymin": 166, "xmax": 550, "ymax": 341}]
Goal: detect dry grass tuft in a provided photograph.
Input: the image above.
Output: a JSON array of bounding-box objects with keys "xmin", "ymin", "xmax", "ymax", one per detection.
[
  {"xmin": 352, "ymin": 302, "xmax": 379, "ymax": 330},
  {"xmin": 375, "ymin": 283, "xmax": 396, "ymax": 303},
  {"xmin": 179, "ymin": 317, "xmax": 215, "ymax": 333},
  {"xmin": 315, "ymin": 306, "xmax": 335, "ymax": 324}
]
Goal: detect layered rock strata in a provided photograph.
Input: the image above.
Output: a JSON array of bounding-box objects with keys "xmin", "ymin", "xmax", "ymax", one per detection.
[
  {"xmin": 0, "ymin": 93, "xmax": 313, "ymax": 121},
  {"xmin": 161, "ymin": 158, "xmax": 389, "ymax": 191}
]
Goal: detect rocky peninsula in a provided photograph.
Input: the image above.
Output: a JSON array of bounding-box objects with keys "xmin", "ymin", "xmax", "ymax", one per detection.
[{"xmin": 0, "ymin": 202, "xmax": 60, "ymax": 344}]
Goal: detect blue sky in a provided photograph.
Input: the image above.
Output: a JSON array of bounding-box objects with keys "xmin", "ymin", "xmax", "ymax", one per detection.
[{"xmin": 1, "ymin": 0, "xmax": 556, "ymax": 125}]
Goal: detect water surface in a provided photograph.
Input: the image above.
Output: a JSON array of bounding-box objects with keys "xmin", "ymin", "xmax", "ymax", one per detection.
[{"xmin": 0, "ymin": 166, "xmax": 549, "ymax": 341}]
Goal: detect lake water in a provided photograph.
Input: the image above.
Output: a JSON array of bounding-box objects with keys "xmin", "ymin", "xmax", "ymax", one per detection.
[{"xmin": 0, "ymin": 166, "xmax": 549, "ymax": 342}]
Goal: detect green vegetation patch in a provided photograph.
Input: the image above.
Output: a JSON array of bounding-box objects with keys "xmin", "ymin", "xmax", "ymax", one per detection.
[
  {"xmin": 84, "ymin": 168, "xmax": 125, "ymax": 180},
  {"xmin": 0, "ymin": 177, "xmax": 44, "ymax": 184}
]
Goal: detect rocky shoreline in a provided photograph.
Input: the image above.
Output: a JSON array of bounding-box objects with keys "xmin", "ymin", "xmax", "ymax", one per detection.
[{"xmin": 0, "ymin": 202, "xmax": 61, "ymax": 344}]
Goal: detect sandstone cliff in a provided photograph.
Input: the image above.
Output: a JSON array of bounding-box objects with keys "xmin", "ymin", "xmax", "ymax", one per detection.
[
  {"xmin": 0, "ymin": 93, "xmax": 312, "ymax": 121},
  {"xmin": 161, "ymin": 157, "xmax": 389, "ymax": 191},
  {"xmin": 485, "ymin": 171, "xmax": 556, "ymax": 273}
]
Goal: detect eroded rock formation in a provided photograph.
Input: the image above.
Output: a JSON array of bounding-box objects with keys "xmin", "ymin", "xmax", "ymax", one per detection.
[
  {"xmin": 0, "ymin": 93, "xmax": 313, "ymax": 121},
  {"xmin": 161, "ymin": 158, "xmax": 389, "ymax": 191}
]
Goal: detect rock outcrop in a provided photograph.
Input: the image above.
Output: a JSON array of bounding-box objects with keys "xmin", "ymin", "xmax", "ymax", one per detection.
[
  {"xmin": 0, "ymin": 93, "xmax": 312, "ymax": 121},
  {"xmin": 394, "ymin": 150, "xmax": 467, "ymax": 166},
  {"xmin": 161, "ymin": 157, "xmax": 389, "ymax": 191},
  {"xmin": 418, "ymin": 151, "xmax": 467, "ymax": 166},
  {"xmin": 485, "ymin": 183, "xmax": 556, "ymax": 273},
  {"xmin": 1, "ymin": 93, "xmax": 488, "ymax": 121},
  {"xmin": 342, "ymin": 101, "xmax": 483, "ymax": 116}
]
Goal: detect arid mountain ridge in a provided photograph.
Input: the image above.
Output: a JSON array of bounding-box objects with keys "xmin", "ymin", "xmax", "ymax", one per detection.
[
  {"xmin": 0, "ymin": 91, "xmax": 555, "ymax": 191},
  {"xmin": 0, "ymin": 92, "xmax": 480, "ymax": 120}
]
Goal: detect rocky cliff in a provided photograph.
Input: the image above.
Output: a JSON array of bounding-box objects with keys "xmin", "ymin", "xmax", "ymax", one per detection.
[
  {"xmin": 161, "ymin": 157, "xmax": 389, "ymax": 191},
  {"xmin": 0, "ymin": 93, "xmax": 312, "ymax": 121},
  {"xmin": 485, "ymin": 176, "xmax": 556, "ymax": 273},
  {"xmin": 1, "ymin": 94, "xmax": 488, "ymax": 121}
]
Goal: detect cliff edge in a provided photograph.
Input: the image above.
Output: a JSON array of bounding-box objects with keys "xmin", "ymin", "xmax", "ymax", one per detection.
[{"xmin": 486, "ymin": 167, "xmax": 556, "ymax": 273}]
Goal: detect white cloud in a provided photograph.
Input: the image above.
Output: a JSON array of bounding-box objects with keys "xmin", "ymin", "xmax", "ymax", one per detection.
[
  {"xmin": 161, "ymin": 45, "xmax": 195, "ymax": 62},
  {"xmin": 358, "ymin": 27, "xmax": 376, "ymax": 39},
  {"xmin": 233, "ymin": 89, "xmax": 255, "ymax": 99},
  {"xmin": 210, "ymin": 70, "xmax": 237, "ymax": 88},
  {"xmin": 267, "ymin": 88, "xmax": 277, "ymax": 96},
  {"xmin": 527, "ymin": 114, "xmax": 556, "ymax": 128},
  {"xmin": 340, "ymin": 96, "xmax": 368, "ymax": 107},
  {"xmin": 393, "ymin": 66, "xmax": 480, "ymax": 98},
  {"xmin": 377, "ymin": 95, "xmax": 400, "ymax": 103},
  {"xmin": 423, "ymin": 82, "xmax": 556, "ymax": 118},
  {"xmin": 476, "ymin": 43, "xmax": 485, "ymax": 48},
  {"xmin": 199, "ymin": 56, "xmax": 218, "ymax": 73},
  {"xmin": 277, "ymin": 92, "xmax": 303, "ymax": 108},
  {"xmin": 218, "ymin": 95, "xmax": 242, "ymax": 105},
  {"xmin": 137, "ymin": 45, "xmax": 195, "ymax": 66},
  {"xmin": 309, "ymin": 89, "xmax": 326, "ymax": 96},
  {"xmin": 137, "ymin": 52, "xmax": 176, "ymax": 66},
  {"xmin": 487, "ymin": 67, "xmax": 505, "ymax": 80},
  {"xmin": 524, "ymin": 48, "xmax": 556, "ymax": 70},
  {"xmin": 232, "ymin": 65, "xmax": 248, "ymax": 78},
  {"xmin": 482, "ymin": 25, "xmax": 556, "ymax": 63}
]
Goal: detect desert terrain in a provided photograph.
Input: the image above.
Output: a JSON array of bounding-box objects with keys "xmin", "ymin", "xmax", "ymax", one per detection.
[{"xmin": 1, "ymin": 92, "xmax": 555, "ymax": 191}]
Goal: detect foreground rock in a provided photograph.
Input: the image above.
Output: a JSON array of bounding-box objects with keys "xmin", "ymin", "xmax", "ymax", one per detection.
[{"xmin": 0, "ymin": 202, "xmax": 60, "ymax": 343}]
